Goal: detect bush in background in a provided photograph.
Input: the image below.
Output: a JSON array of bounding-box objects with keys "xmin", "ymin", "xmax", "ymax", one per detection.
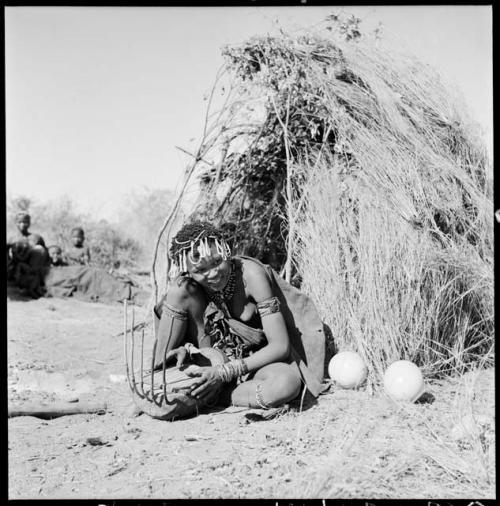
[{"xmin": 116, "ymin": 187, "xmax": 174, "ymax": 269}]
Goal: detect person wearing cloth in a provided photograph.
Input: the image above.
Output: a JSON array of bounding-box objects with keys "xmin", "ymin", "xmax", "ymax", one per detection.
[
  {"xmin": 7, "ymin": 212, "xmax": 50, "ymax": 297},
  {"xmin": 43, "ymin": 227, "xmax": 148, "ymax": 305},
  {"xmin": 153, "ymin": 221, "xmax": 325, "ymax": 410},
  {"xmin": 65, "ymin": 227, "xmax": 91, "ymax": 266},
  {"xmin": 44, "ymin": 244, "xmax": 148, "ymax": 306}
]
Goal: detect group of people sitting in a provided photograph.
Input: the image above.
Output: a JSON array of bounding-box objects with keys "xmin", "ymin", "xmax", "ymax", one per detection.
[
  {"xmin": 6, "ymin": 212, "xmax": 146, "ymax": 304},
  {"xmin": 47, "ymin": 227, "xmax": 91, "ymax": 268},
  {"xmin": 7, "ymin": 212, "xmax": 89, "ymax": 298}
]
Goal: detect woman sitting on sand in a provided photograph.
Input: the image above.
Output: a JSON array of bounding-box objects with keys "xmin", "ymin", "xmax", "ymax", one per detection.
[{"xmin": 153, "ymin": 221, "xmax": 325, "ymax": 410}]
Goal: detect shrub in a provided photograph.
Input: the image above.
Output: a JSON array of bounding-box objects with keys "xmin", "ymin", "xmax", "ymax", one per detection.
[{"xmin": 116, "ymin": 187, "xmax": 175, "ymax": 268}]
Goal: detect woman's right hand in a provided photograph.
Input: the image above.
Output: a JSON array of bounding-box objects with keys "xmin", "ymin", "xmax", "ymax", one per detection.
[{"xmin": 164, "ymin": 346, "xmax": 188, "ymax": 368}]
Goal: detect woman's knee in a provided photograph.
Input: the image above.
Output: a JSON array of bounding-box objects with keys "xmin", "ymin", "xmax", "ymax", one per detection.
[
  {"xmin": 274, "ymin": 371, "xmax": 301, "ymax": 400},
  {"xmin": 261, "ymin": 365, "xmax": 302, "ymax": 405}
]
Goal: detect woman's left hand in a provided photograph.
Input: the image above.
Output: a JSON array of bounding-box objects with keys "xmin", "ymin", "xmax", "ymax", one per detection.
[{"xmin": 185, "ymin": 366, "xmax": 223, "ymax": 399}]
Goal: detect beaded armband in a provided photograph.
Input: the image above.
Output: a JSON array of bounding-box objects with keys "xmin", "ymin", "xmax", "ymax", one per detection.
[
  {"xmin": 256, "ymin": 296, "xmax": 281, "ymax": 318},
  {"xmin": 215, "ymin": 359, "xmax": 249, "ymax": 383},
  {"xmin": 162, "ymin": 302, "xmax": 188, "ymax": 321}
]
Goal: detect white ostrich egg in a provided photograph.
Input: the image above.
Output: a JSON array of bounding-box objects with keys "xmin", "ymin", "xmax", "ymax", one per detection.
[
  {"xmin": 328, "ymin": 351, "xmax": 368, "ymax": 389},
  {"xmin": 383, "ymin": 360, "xmax": 425, "ymax": 402}
]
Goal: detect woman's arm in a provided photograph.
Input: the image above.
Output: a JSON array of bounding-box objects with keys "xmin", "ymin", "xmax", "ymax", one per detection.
[
  {"xmin": 153, "ymin": 277, "xmax": 207, "ymax": 368},
  {"xmin": 240, "ymin": 261, "xmax": 290, "ymax": 372}
]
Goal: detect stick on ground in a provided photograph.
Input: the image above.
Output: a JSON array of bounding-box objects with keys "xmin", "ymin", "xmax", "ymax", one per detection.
[{"xmin": 8, "ymin": 402, "xmax": 108, "ymax": 419}]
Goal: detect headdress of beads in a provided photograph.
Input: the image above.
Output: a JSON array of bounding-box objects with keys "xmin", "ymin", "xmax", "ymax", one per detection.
[{"xmin": 168, "ymin": 229, "xmax": 231, "ymax": 279}]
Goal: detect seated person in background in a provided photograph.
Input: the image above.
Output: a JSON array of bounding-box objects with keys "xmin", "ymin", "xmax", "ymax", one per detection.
[
  {"xmin": 6, "ymin": 212, "xmax": 49, "ymax": 297},
  {"xmin": 44, "ymin": 256, "xmax": 149, "ymax": 306},
  {"xmin": 42, "ymin": 226, "xmax": 148, "ymax": 306},
  {"xmin": 48, "ymin": 245, "xmax": 68, "ymax": 267},
  {"xmin": 65, "ymin": 227, "xmax": 91, "ymax": 266},
  {"xmin": 7, "ymin": 212, "xmax": 47, "ymax": 250}
]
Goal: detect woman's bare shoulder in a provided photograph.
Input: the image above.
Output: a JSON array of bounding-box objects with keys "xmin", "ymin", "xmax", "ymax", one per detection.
[
  {"xmin": 239, "ymin": 256, "xmax": 267, "ymax": 277},
  {"xmin": 239, "ymin": 257, "xmax": 273, "ymax": 301}
]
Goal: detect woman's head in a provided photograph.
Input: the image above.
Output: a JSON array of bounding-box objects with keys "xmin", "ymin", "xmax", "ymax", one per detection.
[{"xmin": 169, "ymin": 221, "xmax": 232, "ymax": 291}]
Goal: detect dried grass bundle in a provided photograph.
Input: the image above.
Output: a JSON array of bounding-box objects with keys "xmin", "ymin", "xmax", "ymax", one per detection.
[{"xmin": 292, "ymin": 34, "xmax": 493, "ymax": 382}]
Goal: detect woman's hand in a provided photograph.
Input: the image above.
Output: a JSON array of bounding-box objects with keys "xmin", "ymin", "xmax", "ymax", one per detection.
[
  {"xmin": 185, "ymin": 366, "xmax": 223, "ymax": 400},
  {"xmin": 164, "ymin": 346, "xmax": 188, "ymax": 368}
]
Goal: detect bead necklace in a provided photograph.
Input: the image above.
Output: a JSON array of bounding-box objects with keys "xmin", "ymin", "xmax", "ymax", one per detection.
[{"xmin": 207, "ymin": 259, "xmax": 236, "ymax": 308}]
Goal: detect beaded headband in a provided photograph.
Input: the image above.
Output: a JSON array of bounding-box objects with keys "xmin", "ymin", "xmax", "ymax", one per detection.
[{"xmin": 169, "ymin": 230, "xmax": 231, "ymax": 278}]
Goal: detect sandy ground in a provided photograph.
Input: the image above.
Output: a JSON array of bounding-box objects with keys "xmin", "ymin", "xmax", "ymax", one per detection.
[{"xmin": 7, "ymin": 286, "xmax": 495, "ymax": 500}]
